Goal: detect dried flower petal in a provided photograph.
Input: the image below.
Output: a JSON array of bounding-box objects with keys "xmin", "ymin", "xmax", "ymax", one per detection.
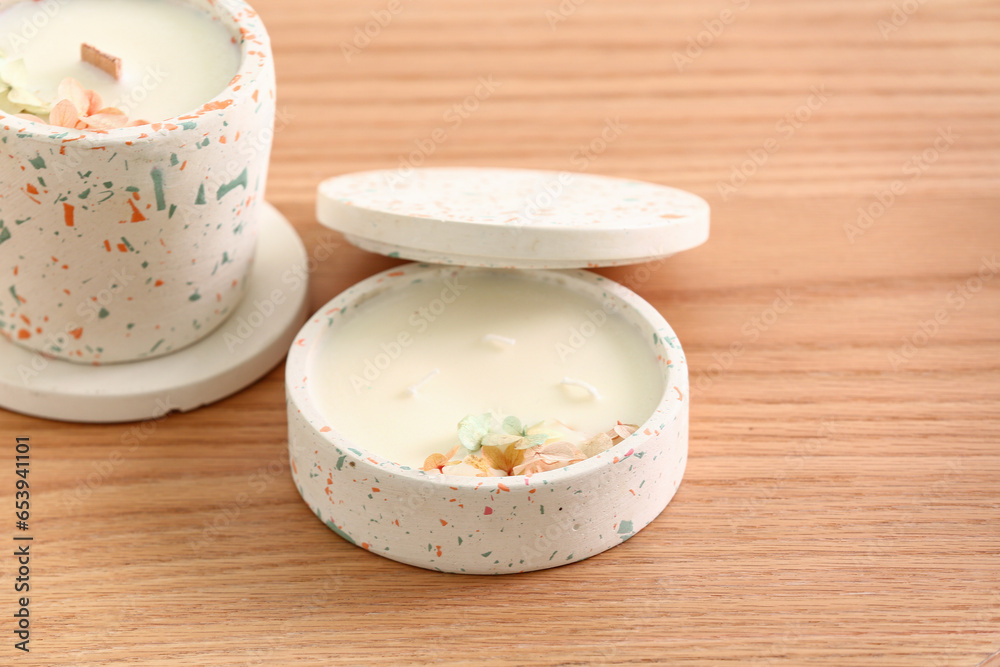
[
  {"xmin": 513, "ymin": 440, "xmax": 586, "ymax": 476},
  {"xmin": 57, "ymin": 78, "xmax": 89, "ymax": 116},
  {"xmin": 422, "ymin": 445, "xmax": 459, "ymax": 472},
  {"xmin": 579, "ymin": 432, "xmax": 614, "ymax": 458},
  {"xmin": 48, "ymin": 99, "xmax": 80, "ymax": 129},
  {"xmin": 480, "ymin": 443, "xmax": 525, "ymax": 476},
  {"xmin": 83, "ymin": 108, "xmax": 129, "ymax": 130}
]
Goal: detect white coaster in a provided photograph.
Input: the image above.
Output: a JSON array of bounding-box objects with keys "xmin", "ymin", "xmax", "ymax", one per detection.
[{"xmin": 0, "ymin": 203, "xmax": 308, "ymax": 423}]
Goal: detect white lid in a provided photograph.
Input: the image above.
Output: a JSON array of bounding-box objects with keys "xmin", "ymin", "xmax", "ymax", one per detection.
[{"xmin": 316, "ymin": 167, "xmax": 709, "ymax": 269}]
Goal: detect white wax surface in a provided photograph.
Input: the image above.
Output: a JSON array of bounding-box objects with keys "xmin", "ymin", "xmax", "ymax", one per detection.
[
  {"xmin": 312, "ymin": 272, "xmax": 664, "ymax": 469},
  {"xmin": 0, "ymin": 0, "xmax": 240, "ymax": 121}
]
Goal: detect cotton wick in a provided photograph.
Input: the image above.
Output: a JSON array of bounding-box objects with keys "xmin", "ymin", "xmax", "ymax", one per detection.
[
  {"xmin": 482, "ymin": 333, "xmax": 516, "ymax": 347},
  {"xmin": 560, "ymin": 377, "xmax": 602, "ymax": 401},
  {"xmin": 407, "ymin": 369, "xmax": 440, "ymax": 397},
  {"xmin": 81, "ymin": 43, "xmax": 122, "ymax": 81}
]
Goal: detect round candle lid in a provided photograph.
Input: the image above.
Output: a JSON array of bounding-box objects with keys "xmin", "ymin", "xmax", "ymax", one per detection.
[{"xmin": 316, "ymin": 167, "xmax": 709, "ymax": 268}]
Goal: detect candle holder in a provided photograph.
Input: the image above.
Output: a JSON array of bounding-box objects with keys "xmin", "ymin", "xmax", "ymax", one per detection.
[
  {"xmin": 0, "ymin": 1, "xmax": 308, "ymax": 422},
  {"xmin": 288, "ymin": 263, "xmax": 689, "ymax": 574},
  {"xmin": 0, "ymin": 0, "xmax": 274, "ymax": 364}
]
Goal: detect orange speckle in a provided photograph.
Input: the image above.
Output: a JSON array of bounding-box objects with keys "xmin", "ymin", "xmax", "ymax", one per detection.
[
  {"xmin": 674, "ymin": 386, "xmax": 684, "ymax": 401},
  {"xmin": 19, "ymin": 314, "xmax": 30, "ymax": 325},
  {"xmin": 25, "ymin": 183, "xmax": 38, "ymax": 195},
  {"xmin": 17, "ymin": 329, "xmax": 30, "ymax": 340},
  {"xmin": 103, "ymin": 239, "xmax": 111, "ymax": 252},
  {"xmin": 371, "ymin": 487, "xmax": 380, "ymax": 493},
  {"xmin": 63, "ymin": 203, "xmax": 75, "ymax": 228},
  {"xmin": 319, "ymin": 426, "xmax": 331, "ymax": 432},
  {"xmin": 252, "ymin": 89, "xmax": 259, "ymax": 102},
  {"xmin": 154, "ymin": 279, "xmax": 164, "ymax": 287},
  {"xmin": 360, "ymin": 542, "xmax": 370, "ymax": 550},
  {"xmin": 497, "ymin": 482, "xmax": 510, "ymax": 492},
  {"xmin": 200, "ymin": 99, "xmax": 233, "ymax": 112},
  {"xmin": 435, "ymin": 545, "xmax": 443, "ymax": 557},
  {"xmin": 219, "ymin": 136, "xmax": 227, "ymax": 144},
  {"xmin": 439, "ymin": 519, "xmax": 448, "ymax": 526},
  {"xmin": 128, "ymin": 199, "xmax": 146, "ymax": 222}
]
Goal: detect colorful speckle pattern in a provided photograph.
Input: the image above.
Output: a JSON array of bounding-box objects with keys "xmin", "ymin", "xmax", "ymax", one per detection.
[
  {"xmin": 317, "ymin": 167, "xmax": 710, "ymax": 268},
  {"xmin": 0, "ymin": 0, "xmax": 275, "ymax": 364},
  {"xmin": 286, "ymin": 264, "xmax": 689, "ymax": 574}
]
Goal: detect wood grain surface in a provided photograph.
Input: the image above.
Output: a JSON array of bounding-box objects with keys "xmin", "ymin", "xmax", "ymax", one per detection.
[{"xmin": 2, "ymin": 0, "xmax": 999, "ymax": 664}]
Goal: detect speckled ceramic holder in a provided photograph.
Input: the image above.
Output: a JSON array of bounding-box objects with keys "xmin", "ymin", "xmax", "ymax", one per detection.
[
  {"xmin": 287, "ymin": 263, "xmax": 689, "ymax": 574},
  {"xmin": 0, "ymin": 0, "xmax": 274, "ymax": 363}
]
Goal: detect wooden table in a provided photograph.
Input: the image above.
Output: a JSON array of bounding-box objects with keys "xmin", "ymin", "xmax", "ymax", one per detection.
[{"xmin": 3, "ymin": 0, "xmax": 998, "ymax": 664}]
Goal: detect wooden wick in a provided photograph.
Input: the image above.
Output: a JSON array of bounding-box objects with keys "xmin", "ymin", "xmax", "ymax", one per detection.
[{"xmin": 81, "ymin": 43, "xmax": 122, "ymax": 81}]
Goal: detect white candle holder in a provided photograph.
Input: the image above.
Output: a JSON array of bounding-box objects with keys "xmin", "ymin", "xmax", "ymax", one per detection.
[
  {"xmin": 0, "ymin": 0, "xmax": 275, "ymax": 364},
  {"xmin": 287, "ymin": 263, "xmax": 689, "ymax": 574}
]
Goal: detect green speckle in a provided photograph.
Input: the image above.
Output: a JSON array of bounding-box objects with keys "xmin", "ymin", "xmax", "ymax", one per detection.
[
  {"xmin": 78, "ymin": 188, "xmax": 91, "ymax": 199},
  {"xmin": 126, "ymin": 323, "xmax": 134, "ymax": 330},
  {"xmin": 170, "ymin": 153, "xmax": 179, "ymax": 166},
  {"xmin": 324, "ymin": 520, "xmax": 355, "ymax": 545},
  {"xmin": 194, "ymin": 183, "xmax": 206, "ymax": 205},
  {"xmin": 0, "ymin": 224, "xmax": 9, "ymax": 246},
  {"xmin": 97, "ymin": 307, "xmax": 109, "ymax": 319},
  {"xmin": 168, "ymin": 204, "xmax": 177, "ymax": 218},
  {"xmin": 335, "ymin": 455, "xmax": 347, "ymax": 471},
  {"xmin": 28, "ymin": 154, "xmax": 45, "ymax": 169},
  {"xmin": 188, "ymin": 291, "xmax": 201, "ymax": 302},
  {"xmin": 457, "ymin": 536, "xmax": 463, "ymax": 545},
  {"xmin": 120, "ymin": 237, "xmax": 133, "ymax": 252},
  {"xmin": 481, "ymin": 551, "xmax": 492, "ymax": 557},
  {"xmin": 180, "ymin": 121, "xmax": 197, "ymax": 130},
  {"xmin": 150, "ymin": 339, "xmax": 164, "ymax": 353},
  {"xmin": 125, "ymin": 186, "xmax": 139, "ymax": 193},
  {"xmin": 150, "ymin": 168, "xmax": 167, "ymax": 211},
  {"xmin": 540, "ymin": 505, "xmax": 544, "ymax": 515},
  {"xmin": 216, "ymin": 168, "xmax": 248, "ymax": 200}
]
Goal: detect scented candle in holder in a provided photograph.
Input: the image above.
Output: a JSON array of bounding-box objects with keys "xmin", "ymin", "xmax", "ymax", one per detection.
[{"xmin": 0, "ymin": 0, "xmax": 275, "ymax": 363}]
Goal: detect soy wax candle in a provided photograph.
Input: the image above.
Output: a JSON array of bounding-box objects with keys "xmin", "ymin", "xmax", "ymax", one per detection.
[
  {"xmin": 313, "ymin": 270, "xmax": 664, "ymax": 470},
  {"xmin": 0, "ymin": 0, "xmax": 274, "ymax": 363}
]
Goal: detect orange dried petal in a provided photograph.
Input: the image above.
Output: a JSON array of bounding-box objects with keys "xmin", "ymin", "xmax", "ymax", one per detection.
[
  {"xmin": 57, "ymin": 78, "xmax": 89, "ymax": 116},
  {"xmin": 83, "ymin": 108, "xmax": 128, "ymax": 130},
  {"xmin": 48, "ymin": 99, "xmax": 80, "ymax": 128},
  {"xmin": 85, "ymin": 88, "xmax": 104, "ymax": 115}
]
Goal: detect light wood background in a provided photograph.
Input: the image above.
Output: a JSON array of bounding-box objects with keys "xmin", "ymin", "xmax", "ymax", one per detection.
[{"xmin": 2, "ymin": 0, "xmax": 999, "ymax": 664}]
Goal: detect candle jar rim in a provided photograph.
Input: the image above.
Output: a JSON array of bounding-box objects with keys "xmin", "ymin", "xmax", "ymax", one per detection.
[
  {"xmin": 0, "ymin": 0, "xmax": 269, "ymax": 145},
  {"xmin": 287, "ymin": 262, "xmax": 688, "ymax": 490}
]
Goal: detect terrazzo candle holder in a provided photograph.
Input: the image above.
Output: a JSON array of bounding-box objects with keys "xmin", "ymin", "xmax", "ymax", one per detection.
[
  {"xmin": 287, "ymin": 263, "xmax": 689, "ymax": 574},
  {"xmin": 0, "ymin": 0, "xmax": 275, "ymax": 364}
]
